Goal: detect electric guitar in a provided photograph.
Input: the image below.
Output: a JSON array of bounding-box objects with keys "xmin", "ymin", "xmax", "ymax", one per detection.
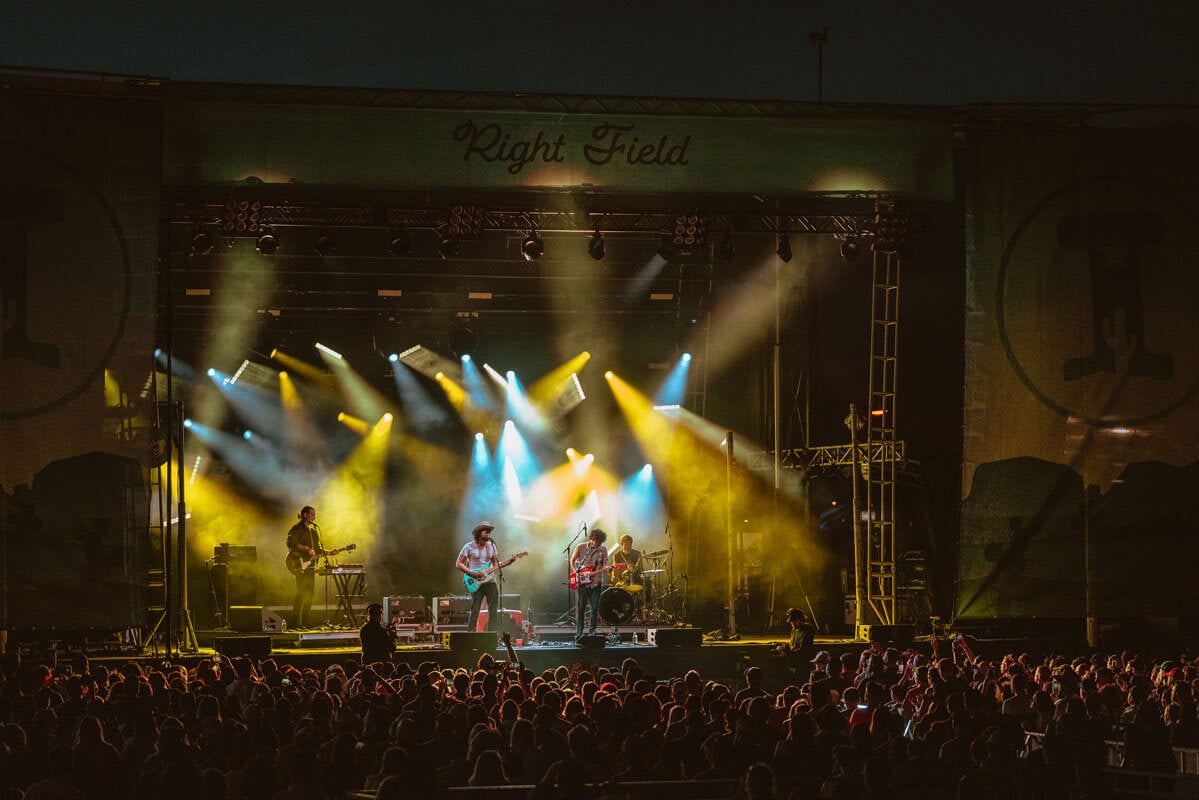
[
  {"xmin": 463, "ymin": 551, "xmax": 528, "ymax": 593},
  {"xmin": 569, "ymin": 563, "xmax": 616, "ymax": 589},
  {"xmin": 285, "ymin": 543, "xmax": 357, "ymax": 576}
]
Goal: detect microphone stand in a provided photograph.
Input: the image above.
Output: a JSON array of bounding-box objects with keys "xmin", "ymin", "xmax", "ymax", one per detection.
[
  {"xmin": 494, "ymin": 541, "xmax": 505, "ymax": 633},
  {"xmin": 556, "ymin": 522, "xmax": 588, "ymax": 625}
]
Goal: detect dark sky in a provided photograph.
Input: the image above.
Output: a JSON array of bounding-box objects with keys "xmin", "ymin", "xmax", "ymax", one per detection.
[{"xmin": 2, "ymin": 1, "xmax": 1196, "ymax": 105}]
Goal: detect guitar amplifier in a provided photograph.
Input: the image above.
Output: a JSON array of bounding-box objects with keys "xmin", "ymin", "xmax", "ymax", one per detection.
[
  {"xmin": 436, "ymin": 594, "xmax": 522, "ymax": 626},
  {"xmin": 434, "ymin": 596, "xmax": 471, "ymax": 626},
  {"xmin": 383, "ymin": 595, "xmax": 428, "ymax": 625}
]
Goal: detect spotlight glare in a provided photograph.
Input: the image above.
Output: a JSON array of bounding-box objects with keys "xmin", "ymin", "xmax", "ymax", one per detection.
[
  {"xmin": 604, "ymin": 370, "xmax": 614, "ymax": 380},
  {"xmin": 461, "ymin": 354, "xmax": 471, "ymax": 362},
  {"xmin": 337, "ymin": 412, "xmax": 347, "ymax": 421},
  {"xmin": 382, "ymin": 412, "xmax": 394, "ymax": 422},
  {"xmin": 475, "ymin": 432, "xmax": 484, "ymax": 441},
  {"xmin": 206, "ymin": 368, "xmax": 216, "ymax": 377},
  {"xmin": 682, "ymin": 352, "xmax": 692, "ymax": 361},
  {"xmin": 504, "ymin": 419, "xmax": 514, "ymax": 429},
  {"xmin": 183, "ymin": 418, "xmax": 193, "ymax": 428},
  {"xmin": 242, "ymin": 430, "xmax": 252, "ymax": 440},
  {"xmin": 154, "ymin": 348, "xmax": 163, "ymax": 358},
  {"xmin": 506, "ymin": 370, "xmax": 516, "ymax": 382},
  {"xmin": 388, "ymin": 353, "xmax": 399, "ymax": 362},
  {"xmin": 435, "ymin": 371, "xmax": 445, "ymax": 380}
]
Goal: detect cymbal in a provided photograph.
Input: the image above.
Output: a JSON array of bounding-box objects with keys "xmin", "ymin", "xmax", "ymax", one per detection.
[
  {"xmin": 642, "ymin": 568, "xmax": 665, "ymax": 574},
  {"xmin": 643, "ymin": 549, "xmax": 670, "ymax": 559}
]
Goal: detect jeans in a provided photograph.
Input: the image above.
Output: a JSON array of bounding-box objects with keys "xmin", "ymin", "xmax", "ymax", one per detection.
[
  {"xmin": 468, "ymin": 581, "xmax": 499, "ymax": 632},
  {"xmin": 576, "ymin": 584, "xmax": 602, "ymax": 638}
]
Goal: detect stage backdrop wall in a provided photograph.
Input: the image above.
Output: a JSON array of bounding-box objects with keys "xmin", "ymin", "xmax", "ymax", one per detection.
[
  {"xmin": 957, "ymin": 126, "xmax": 1199, "ymax": 623},
  {"xmin": 0, "ymin": 94, "xmax": 159, "ymax": 628}
]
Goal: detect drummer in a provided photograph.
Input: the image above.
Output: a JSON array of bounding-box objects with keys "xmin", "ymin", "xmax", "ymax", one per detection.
[{"xmin": 611, "ymin": 533, "xmax": 644, "ymax": 588}]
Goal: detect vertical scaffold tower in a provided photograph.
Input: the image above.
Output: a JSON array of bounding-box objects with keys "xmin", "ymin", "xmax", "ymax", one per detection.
[{"xmin": 862, "ymin": 204, "xmax": 903, "ymax": 634}]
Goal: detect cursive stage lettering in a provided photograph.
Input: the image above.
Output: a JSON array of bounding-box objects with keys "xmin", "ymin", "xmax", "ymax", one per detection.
[
  {"xmin": 452, "ymin": 119, "xmax": 692, "ymax": 174},
  {"xmin": 454, "ymin": 120, "xmax": 567, "ymax": 175},
  {"xmin": 583, "ymin": 123, "xmax": 690, "ymax": 167}
]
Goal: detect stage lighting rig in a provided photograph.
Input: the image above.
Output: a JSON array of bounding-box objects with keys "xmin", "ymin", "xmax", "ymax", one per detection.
[
  {"xmin": 255, "ymin": 227, "xmax": 279, "ymax": 254},
  {"xmin": 776, "ymin": 233, "xmax": 793, "ymax": 263},
  {"xmin": 587, "ymin": 230, "xmax": 605, "ymax": 261},
  {"xmin": 520, "ymin": 229, "xmax": 544, "ymax": 262}
]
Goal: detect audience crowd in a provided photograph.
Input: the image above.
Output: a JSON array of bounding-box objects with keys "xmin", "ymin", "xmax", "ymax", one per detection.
[{"xmin": 0, "ymin": 631, "xmax": 1193, "ymax": 800}]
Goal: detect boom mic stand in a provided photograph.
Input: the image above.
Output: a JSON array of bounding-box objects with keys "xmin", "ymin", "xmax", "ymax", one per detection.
[{"xmin": 555, "ymin": 521, "xmax": 588, "ymax": 625}]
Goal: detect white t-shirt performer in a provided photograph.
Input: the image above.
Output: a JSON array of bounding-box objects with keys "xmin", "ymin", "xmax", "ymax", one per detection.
[{"xmin": 456, "ymin": 521, "xmax": 512, "ymax": 632}]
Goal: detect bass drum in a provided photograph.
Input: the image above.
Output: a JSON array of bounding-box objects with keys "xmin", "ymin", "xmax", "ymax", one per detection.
[{"xmin": 599, "ymin": 587, "xmax": 635, "ymax": 625}]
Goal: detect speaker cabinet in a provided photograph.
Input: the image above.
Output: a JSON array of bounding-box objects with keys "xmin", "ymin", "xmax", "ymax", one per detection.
[
  {"xmin": 449, "ymin": 631, "xmax": 498, "ymax": 652},
  {"xmin": 229, "ymin": 605, "xmax": 286, "ymax": 633},
  {"xmin": 862, "ymin": 623, "xmax": 915, "ymax": 647},
  {"xmin": 648, "ymin": 627, "xmax": 702, "ymax": 647},
  {"xmin": 576, "ymin": 633, "xmax": 606, "ymax": 649},
  {"xmin": 383, "ymin": 595, "xmax": 428, "ymax": 625},
  {"xmin": 213, "ymin": 635, "xmax": 271, "ymax": 658}
]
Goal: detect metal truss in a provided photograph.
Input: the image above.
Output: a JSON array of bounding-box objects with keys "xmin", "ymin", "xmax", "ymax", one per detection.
[
  {"xmin": 865, "ymin": 246, "xmax": 902, "ymax": 628},
  {"xmin": 744, "ymin": 442, "xmax": 908, "ymax": 472},
  {"xmin": 166, "ymin": 191, "xmax": 880, "ymax": 240}
]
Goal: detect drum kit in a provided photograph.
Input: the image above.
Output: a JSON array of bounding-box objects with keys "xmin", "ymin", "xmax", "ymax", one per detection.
[{"xmin": 600, "ymin": 548, "xmax": 676, "ymax": 626}]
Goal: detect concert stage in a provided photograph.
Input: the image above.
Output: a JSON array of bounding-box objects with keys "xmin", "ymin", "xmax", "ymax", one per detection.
[{"xmin": 136, "ymin": 624, "xmax": 856, "ymax": 684}]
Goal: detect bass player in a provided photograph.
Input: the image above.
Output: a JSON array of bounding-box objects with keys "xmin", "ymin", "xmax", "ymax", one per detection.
[{"xmin": 286, "ymin": 505, "xmax": 321, "ymax": 630}]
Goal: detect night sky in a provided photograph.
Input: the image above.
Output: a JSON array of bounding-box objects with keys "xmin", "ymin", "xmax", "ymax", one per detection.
[{"xmin": 2, "ymin": 1, "xmax": 1196, "ymax": 105}]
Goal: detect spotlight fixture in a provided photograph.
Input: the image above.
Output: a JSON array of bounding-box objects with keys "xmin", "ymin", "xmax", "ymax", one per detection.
[
  {"xmin": 447, "ymin": 204, "xmax": 486, "ymax": 238},
  {"xmin": 255, "ymin": 227, "xmax": 279, "ymax": 255},
  {"xmin": 588, "ymin": 230, "xmax": 605, "ymax": 261},
  {"xmin": 717, "ymin": 231, "xmax": 735, "ymax": 262},
  {"xmin": 389, "ymin": 229, "xmax": 412, "ymax": 257},
  {"xmin": 190, "ymin": 231, "xmax": 214, "ymax": 256},
  {"xmin": 840, "ymin": 236, "xmax": 862, "ymax": 262},
  {"xmin": 314, "ymin": 231, "xmax": 336, "ymax": 256},
  {"xmin": 874, "ymin": 212, "xmax": 912, "ymax": 254},
  {"xmin": 776, "ymin": 234, "xmax": 793, "ymax": 263},
  {"xmin": 671, "ymin": 212, "xmax": 709, "ymax": 250},
  {"xmin": 657, "ymin": 234, "xmax": 675, "ymax": 261},
  {"xmin": 222, "ymin": 198, "xmax": 261, "ymax": 234},
  {"xmin": 439, "ymin": 235, "xmax": 459, "ymax": 260},
  {"xmin": 520, "ymin": 229, "xmax": 544, "ymax": 262}
]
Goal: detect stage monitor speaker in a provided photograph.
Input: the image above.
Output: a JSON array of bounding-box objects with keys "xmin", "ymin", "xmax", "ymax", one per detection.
[
  {"xmin": 648, "ymin": 627, "xmax": 702, "ymax": 647},
  {"xmin": 213, "ymin": 635, "xmax": 271, "ymax": 658},
  {"xmin": 863, "ymin": 623, "xmax": 915, "ymax": 647},
  {"xmin": 450, "ymin": 631, "xmax": 498, "ymax": 652},
  {"xmin": 576, "ymin": 634, "xmax": 606, "ymax": 649},
  {"xmin": 229, "ymin": 605, "xmax": 286, "ymax": 633}
]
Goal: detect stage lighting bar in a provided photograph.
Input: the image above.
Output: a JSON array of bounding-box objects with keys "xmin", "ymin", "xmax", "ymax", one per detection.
[{"xmin": 315, "ymin": 342, "xmax": 343, "ymax": 360}]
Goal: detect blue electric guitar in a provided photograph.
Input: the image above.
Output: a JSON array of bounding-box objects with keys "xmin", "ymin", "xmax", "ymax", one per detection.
[{"xmin": 463, "ymin": 551, "xmax": 528, "ymax": 593}]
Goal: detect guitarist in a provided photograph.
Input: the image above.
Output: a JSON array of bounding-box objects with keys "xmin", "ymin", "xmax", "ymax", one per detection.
[
  {"xmin": 456, "ymin": 521, "xmax": 512, "ymax": 633},
  {"xmin": 286, "ymin": 505, "xmax": 321, "ymax": 630},
  {"xmin": 571, "ymin": 527, "xmax": 609, "ymax": 642}
]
